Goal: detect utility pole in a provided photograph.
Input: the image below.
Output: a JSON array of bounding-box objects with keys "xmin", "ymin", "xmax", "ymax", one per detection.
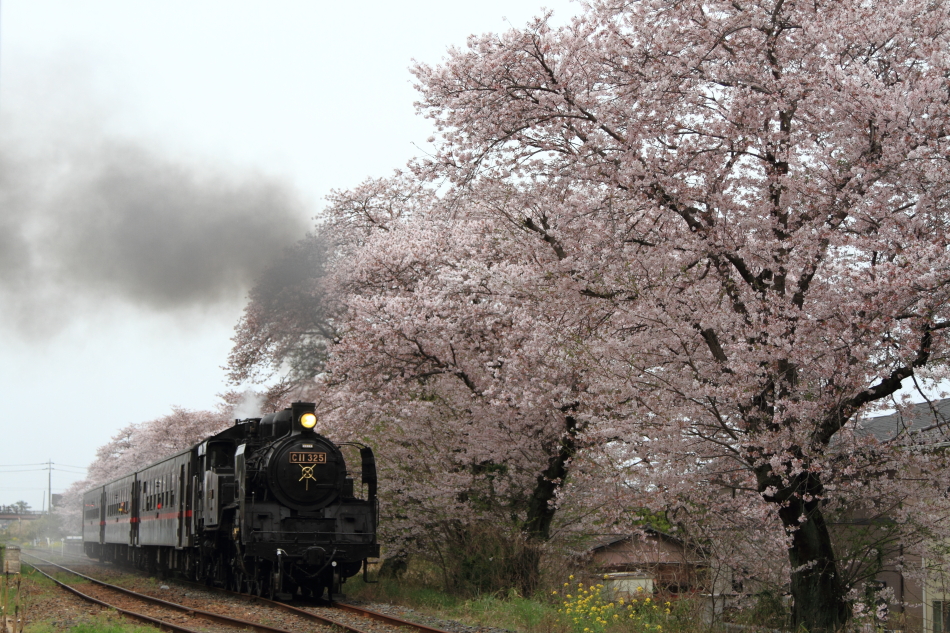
[{"xmin": 48, "ymin": 459, "xmax": 52, "ymax": 515}]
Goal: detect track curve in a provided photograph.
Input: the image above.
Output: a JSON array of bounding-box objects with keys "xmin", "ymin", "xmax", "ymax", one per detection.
[{"xmin": 24, "ymin": 551, "xmax": 457, "ymax": 633}]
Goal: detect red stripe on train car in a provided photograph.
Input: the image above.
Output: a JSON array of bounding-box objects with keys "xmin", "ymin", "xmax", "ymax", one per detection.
[{"xmin": 139, "ymin": 511, "xmax": 186, "ymax": 521}]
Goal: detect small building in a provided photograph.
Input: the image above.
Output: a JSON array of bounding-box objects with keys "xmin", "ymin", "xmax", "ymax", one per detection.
[
  {"xmin": 3, "ymin": 545, "xmax": 20, "ymax": 574},
  {"xmin": 584, "ymin": 529, "xmax": 710, "ymax": 596}
]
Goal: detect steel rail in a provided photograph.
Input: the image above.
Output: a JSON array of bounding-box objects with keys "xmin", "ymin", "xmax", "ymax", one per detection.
[
  {"xmin": 23, "ymin": 553, "xmax": 367, "ymax": 633},
  {"xmin": 332, "ymin": 601, "xmax": 455, "ymax": 633},
  {"xmin": 26, "ymin": 549, "xmax": 453, "ymax": 633},
  {"xmin": 24, "ymin": 562, "xmax": 203, "ymax": 633},
  {"xmin": 174, "ymin": 577, "xmax": 454, "ymax": 633}
]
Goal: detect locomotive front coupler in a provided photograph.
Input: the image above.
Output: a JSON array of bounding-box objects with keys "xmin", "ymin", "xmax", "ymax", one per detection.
[{"xmin": 303, "ymin": 545, "xmax": 330, "ymax": 567}]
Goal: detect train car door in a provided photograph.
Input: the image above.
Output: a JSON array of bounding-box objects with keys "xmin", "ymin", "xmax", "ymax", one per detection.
[
  {"xmin": 132, "ymin": 474, "xmax": 140, "ymax": 546},
  {"xmin": 184, "ymin": 459, "xmax": 193, "ymax": 546},
  {"xmin": 177, "ymin": 462, "xmax": 186, "ymax": 548},
  {"xmin": 98, "ymin": 489, "xmax": 106, "ymax": 545}
]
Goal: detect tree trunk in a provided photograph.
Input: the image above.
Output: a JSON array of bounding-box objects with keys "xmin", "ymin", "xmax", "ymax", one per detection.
[
  {"xmin": 523, "ymin": 408, "xmax": 578, "ymax": 540},
  {"xmin": 770, "ymin": 475, "xmax": 851, "ymax": 632},
  {"xmin": 518, "ymin": 407, "xmax": 578, "ymax": 595}
]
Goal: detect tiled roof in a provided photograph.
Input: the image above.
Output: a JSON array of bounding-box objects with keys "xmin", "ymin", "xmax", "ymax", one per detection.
[{"xmin": 855, "ymin": 398, "xmax": 950, "ymax": 444}]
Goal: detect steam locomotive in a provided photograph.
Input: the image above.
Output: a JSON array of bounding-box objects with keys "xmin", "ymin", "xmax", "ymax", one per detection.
[{"xmin": 82, "ymin": 402, "xmax": 379, "ymax": 600}]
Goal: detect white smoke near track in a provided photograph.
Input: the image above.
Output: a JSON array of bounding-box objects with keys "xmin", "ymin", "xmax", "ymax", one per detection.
[{"xmin": 231, "ymin": 390, "xmax": 266, "ymax": 420}]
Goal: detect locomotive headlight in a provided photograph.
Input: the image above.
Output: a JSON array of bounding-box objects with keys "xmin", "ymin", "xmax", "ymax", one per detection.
[{"xmin": 300, "ymin": 412, "xmax": 317, "ymax": 429}]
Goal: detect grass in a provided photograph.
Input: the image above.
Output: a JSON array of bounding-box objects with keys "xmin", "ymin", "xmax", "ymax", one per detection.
[
  {"xmin": 14, "ymin": 565, "xmax": 160, "ymax": 633},
  {"xmin": 344, "ymin": 573, "xmax": 565, "ymax": 633},
  {"xmin": 342, "ymin": 571, "xmax": 721, "ymax": 633},
  {"xmin": 26, "ymin": 612, "xmax": 160, "ymax": 633}
]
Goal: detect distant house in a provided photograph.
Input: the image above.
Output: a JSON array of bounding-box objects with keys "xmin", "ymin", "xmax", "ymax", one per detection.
[
  {"xmin": 576, "ymin": 399, "xmax": 950, "ymax": 632},
  {"xmin": 852, "ymin": 398, "xmax": 950, "ymax": 633},
  {"xmin": 581, "ymin": 528, "xmax": 711, "ymax": 597},
  {"xmin": 855, "ymin": 398, "xmax": 950, "ymax": 446}
]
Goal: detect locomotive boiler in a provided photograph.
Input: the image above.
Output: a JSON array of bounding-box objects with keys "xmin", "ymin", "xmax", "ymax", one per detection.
[{"xmin": 83, "ymin": 402, "xmax": 379, "ymax": 600}]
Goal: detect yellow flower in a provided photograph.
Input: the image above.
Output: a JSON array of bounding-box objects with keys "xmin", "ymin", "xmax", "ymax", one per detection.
[{"xmin": 569, "ymin": 575, "xmax": 574, "ymax": 580}]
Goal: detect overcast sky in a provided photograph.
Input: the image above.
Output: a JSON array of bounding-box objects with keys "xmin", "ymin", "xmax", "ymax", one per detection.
[
  {"xmin": 2, "ymin": 1, "xmax": 945, "ymax": 513},
  {"xmin": 0, "ymin": 0, "xmax": 580, "ymax": 510}
]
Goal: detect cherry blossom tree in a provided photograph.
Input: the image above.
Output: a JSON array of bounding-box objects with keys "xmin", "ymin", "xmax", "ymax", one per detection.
[
  {"xmin": 316, "ymin": 176, "xmax": 593, "ymax": 593},
  {"xmin": 227, "ymin": 234, "xmax": 333, "ymax": 410},
  {"xmin": 84, "ymin": 407, "xmax": 230, "ymax": 486},
  {"xmin": 59, "ymin": 407, "xmax": 231, "ymax": 531},
  {"xmin": 408, "ymin": 0, "xmax": 950, "ymax": 628}
]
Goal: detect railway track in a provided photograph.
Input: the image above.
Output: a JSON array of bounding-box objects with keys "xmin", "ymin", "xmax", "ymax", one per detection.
[{"xmin": 23, "ymin": 551, "xmax": 456, "ymax": 633}]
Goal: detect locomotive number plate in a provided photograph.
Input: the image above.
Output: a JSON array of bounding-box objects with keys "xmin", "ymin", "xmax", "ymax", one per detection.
[{"xmin": 290, "ymin": 452, "xmax": 327, "ymax": 464}]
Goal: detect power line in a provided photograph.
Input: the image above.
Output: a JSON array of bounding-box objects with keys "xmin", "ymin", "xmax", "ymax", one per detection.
[
  {"xmin": 0, "ymin": 462, "xmax": 88, "ymax": 470},
  {"xmin": 0, "ymin": 487, "xmax": 55, "ymax": 491},
  {"xmin": 0, "ymin": 466, "xmax": 86, "ymax": 473},
  {"xmin": 0, "ymin": 461, "xmax": 85, "ymax": 466}
]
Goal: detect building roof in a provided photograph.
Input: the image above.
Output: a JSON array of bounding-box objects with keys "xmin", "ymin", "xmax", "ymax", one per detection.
[
  {"xmin": 578, "ymin": 528, "xmax": 690, "ymax": 553},
  {"xmin": 856, "ymin": 397, "xmax": 950, "ymax": 444}
]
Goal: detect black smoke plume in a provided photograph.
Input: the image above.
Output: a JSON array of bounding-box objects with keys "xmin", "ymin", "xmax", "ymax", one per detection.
[{"xmin": 0, "ymin": 138, "xmax": 311, "ymax": 334}]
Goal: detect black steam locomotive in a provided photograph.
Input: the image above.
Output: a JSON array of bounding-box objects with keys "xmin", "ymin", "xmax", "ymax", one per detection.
[{"xmin": 82, "ymin": 402, "xmax": 379, "ymax": 600}]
